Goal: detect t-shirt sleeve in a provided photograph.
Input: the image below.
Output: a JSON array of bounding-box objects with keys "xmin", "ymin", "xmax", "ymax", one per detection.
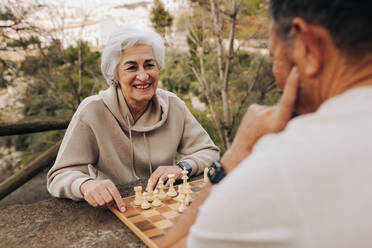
[{"xmin": 187, "ymin": 151, "xmax": 302, "ymax": 248}]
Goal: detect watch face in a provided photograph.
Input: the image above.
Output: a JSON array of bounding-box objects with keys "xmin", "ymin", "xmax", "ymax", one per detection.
[{"xmin": 208, "ymin": 166, "xmax": 216, "ymax": 177}]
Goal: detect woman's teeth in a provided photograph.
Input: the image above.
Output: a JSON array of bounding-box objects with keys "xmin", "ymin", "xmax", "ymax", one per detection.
[{"xmin": 133, "ymin": 83, "xmax": 151, "ymax": 89}]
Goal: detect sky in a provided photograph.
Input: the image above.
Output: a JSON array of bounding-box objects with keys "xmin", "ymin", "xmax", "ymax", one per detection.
[{"xmin": 40, "ymin": 0, "xmax": 148, "ymax": 12}]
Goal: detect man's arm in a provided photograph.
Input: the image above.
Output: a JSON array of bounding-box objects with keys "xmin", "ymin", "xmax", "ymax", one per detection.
[{"xmin": 163, "ymin": 67, "xmax": 300, "ymax": 248}]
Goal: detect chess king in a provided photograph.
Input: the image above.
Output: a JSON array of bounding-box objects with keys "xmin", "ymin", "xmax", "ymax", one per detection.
[{"xmin": 47, "ymin": 27, "xmax": 219, "ymax": 212}]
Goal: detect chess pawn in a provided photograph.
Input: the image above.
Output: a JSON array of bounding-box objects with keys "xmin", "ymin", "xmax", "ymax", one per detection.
[
  {"xmin": 133, "ymin": 186, "xmax": 143, "ymax": 206},
  {"xmin": 181, "ymin": 168, "xmax": 188, "ymax": 187},
  {"xmin": 152, "ymin": 190, "xmax": 162, "ymax": 207},
  {"xmin": 185, "ymin": 184, "xmax": 192, "ymax": 205},
  {"xmin": 177, "ymin": 194, "xmax": 186, "ymax": 213},
  {"xmin": 146, "ymin": 179, "xmax": 154, "ymax": 197},
  {"xmin": 176, "ymin": 184, "xmax": 185, "ymax": 202},
  {"xmin": 158, "ymin": 179, "xmax": 167, "ymax": 200},
  {"xmin": 203, "ymin": 167, "xmax": 209, "ymax": 186},
  {"xmin": 167, "ymin": 174, "xmax": 177, "ymax": 197},
  {"xmin": 141, "ymin": 195, "xmax": 151, "ymax": 210}
]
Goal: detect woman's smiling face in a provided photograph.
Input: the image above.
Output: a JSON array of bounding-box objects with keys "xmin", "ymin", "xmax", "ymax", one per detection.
[{"xmin": 116, "ymin": 44, "xmax": 159, "ymax": 109}]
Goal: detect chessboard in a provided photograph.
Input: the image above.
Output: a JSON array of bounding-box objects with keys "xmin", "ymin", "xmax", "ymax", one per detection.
[{"xmin": 109, "ymin": 179, "xmax": 205, "ymax": 248}]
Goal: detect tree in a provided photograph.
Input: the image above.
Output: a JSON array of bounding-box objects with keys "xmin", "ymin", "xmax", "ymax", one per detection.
[
  {"xmin": 180, "ymin": 0, "xmax": 277, "ymax": 151},
  {"xmin": 150, "ymin": 0, "xmax": 173, "ymax": 37},
  {"xmin": 0, "ymin": 0, "xmax": 42, "ymax": 88}
]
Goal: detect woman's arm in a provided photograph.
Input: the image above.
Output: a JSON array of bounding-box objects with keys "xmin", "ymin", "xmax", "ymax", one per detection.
[{"xmin": 176, "ymin": 103, "xmax": 220, "ymax": 176}]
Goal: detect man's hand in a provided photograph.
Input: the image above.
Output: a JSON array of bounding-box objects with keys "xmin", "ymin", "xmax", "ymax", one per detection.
[
  {"xmin": 149, "ymin": 165, "xmax": 183, "ymax": 189},
  {"xmin": 222, "ymin": 67, "xmax": 300, "ymax": 173},
  {"xmin": 80, "ymin": 179, "xmax": 126, "ymax": 212}
]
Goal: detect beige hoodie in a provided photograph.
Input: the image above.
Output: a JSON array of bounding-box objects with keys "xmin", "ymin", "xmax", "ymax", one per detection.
[{"xmin": 47, "ymin": 86, "xmax": 219, "ymax": 200}]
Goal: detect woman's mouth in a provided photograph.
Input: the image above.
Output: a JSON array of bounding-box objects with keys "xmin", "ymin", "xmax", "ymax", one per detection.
[{"xmin": 133, "ymin": 83, "xmax": 152, "ymax": 89}]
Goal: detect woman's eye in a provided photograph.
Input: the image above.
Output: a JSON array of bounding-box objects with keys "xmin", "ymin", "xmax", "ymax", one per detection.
[
  {"xmin": 145, "ymin": 64, "xmax": 155, "ymax": 68},
  {"xmin": 126, "ymin": 66, "xmax": 136, "ymax": 71}
]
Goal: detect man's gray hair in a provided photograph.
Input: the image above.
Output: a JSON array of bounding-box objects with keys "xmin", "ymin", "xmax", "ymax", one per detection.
[{"xmin": 101, "ymin": 27, "xmax": 165, "ymax": 85}]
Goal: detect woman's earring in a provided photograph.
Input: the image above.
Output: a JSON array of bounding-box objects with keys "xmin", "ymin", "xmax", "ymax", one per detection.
[{"xmin": 111, "ymin": 80, "xmax": 120, "ymax": 87}]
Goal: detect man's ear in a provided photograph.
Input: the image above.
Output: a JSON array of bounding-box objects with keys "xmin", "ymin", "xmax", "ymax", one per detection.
[{"xmin": 291, "ymin": 18, "xmax": 323, "ymax": 77}]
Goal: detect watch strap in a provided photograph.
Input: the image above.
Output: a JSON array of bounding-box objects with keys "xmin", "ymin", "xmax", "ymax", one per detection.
[
  {"xmin": 208, "ymin": 160, "xmax": 226, "ymax": 184},
  {"xmin": 177, "ymin": 161, "xmax": 192, "ymax": 175}
]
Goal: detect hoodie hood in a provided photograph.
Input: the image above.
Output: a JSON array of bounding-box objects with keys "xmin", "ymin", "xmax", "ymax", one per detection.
[{"xmin": 99, "ymin": 85, "xmax": 169, "ymax": 133}]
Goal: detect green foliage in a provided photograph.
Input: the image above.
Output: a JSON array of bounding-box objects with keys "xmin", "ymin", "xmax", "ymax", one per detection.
[
  {"xmin": 185, "ymin": 101, "xmax": 224, "ymax": 152},
  {"xmin": 6, "ymin": 41, "xmax": 106, "ymax": 155},
  {"xmin": 21, "ymin": 40, "xmax": 105, "ymax": 119},
  {"xmin": 161, "ymin": 49, "xmax": 279, "ymax": 154},
  {"xmin": 150, "ymin": 0, "xmax": 173, "ymax": 37},
  {"xmin": 160, "ymin": 49, "xmax": 195, "ymax": 96}
]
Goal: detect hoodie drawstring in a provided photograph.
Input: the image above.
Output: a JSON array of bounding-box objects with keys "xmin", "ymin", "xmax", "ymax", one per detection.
[
  {"xmin": 143, "ymin": 133, "xmax": 152, "ymax": 176},
  {"xmin": 126, "ymin": 116, "xmax": 152, "ymax": 178},
  {"xmin": 126, "ymin": 116, "xmax": 139, "ymax": 179}
]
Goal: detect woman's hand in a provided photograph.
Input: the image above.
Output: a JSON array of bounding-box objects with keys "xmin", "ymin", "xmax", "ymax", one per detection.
[
  {"xmin": 80, "ymin": 179, "xmax": 126, "ymax": 212},
  {"xmin": 149, "ymin": 165, "xmax": 183, "ymax": 189},
  {"xmin": 222, "ymin": 67, "xmax": 300, "ymax": 173}
]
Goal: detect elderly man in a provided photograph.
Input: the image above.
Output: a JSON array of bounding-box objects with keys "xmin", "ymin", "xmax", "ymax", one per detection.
[{"xmin": 163, "ymin": 0, "xmax": 372, "ymax": 247}]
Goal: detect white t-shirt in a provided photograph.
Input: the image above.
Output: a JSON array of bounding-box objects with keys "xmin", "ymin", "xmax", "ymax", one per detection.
[{"xmin": 188, "ymin": 86, "xmax": 372, "ymax": 248}]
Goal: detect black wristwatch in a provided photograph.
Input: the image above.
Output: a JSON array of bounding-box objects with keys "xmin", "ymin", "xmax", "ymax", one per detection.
[
  {"xmin": 208, "ymin": 160, "xmax": 226, "ymax": 184},
  {"xmin": 177, "ymin": 161, "xmax": 192, "ymax": 175}
]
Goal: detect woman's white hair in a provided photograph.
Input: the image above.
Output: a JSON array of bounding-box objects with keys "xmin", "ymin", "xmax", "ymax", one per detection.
[{"xmin": 101, "ymin": 27, "xmax": 165, "ymax": 85}]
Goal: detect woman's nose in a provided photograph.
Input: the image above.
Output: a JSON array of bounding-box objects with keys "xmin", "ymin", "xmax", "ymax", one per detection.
[{"xmin": 136, "ymin": 70, "xmax": 149, "ymax": 81}]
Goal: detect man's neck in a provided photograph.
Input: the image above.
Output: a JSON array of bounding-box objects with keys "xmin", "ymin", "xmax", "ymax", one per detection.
[
  {"xmin": 323, "ymin": 53, "xmax": 372, "ymax": 100},
  {"xmin": 297, "ymin": 52, "xmax": 372, "ymax": 115}
]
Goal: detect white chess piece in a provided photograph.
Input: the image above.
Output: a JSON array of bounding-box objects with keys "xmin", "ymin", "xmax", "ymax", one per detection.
[
  {"xmin": 141, "ymin": 195, "xmax": 151, "ymax": 209},
  {"xmin": 181, "ymin": 167, "xmax": 188, "ymax": 187},
  {"xmin": 152, "ymin": 189, "xmax": 162, "ymax": 207},
  {"xmin": 167, "ymin": 174, "xmax": 177, "ymax": 197},
  {"xmin": 133, "ymin": 186, "xmax": 143, "ymax": 206},
  {"xmin": 146, "ymin": 179, "xmax": 154, "ymax": 201},
  {"xmin": 176, "ymin": 184, "xmax": 184, "ymax": 202},
  {"xmin": 177, "ymin": 194, "xmax": 186, "ymax": 213},
  {"xmin": 185, "ymin": 184, "xmax": 192, "ymax": 205},
  {"xmin": 203, "ymin": 167, "xmax": 209, "ymax": 186},
  {"xmin": 158, "ymin": 179, "xmax": 167, "ymax": 200}
]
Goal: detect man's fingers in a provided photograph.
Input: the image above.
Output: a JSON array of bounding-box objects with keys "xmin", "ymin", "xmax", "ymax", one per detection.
[
  {"xmin": 277, "ymin": 66, "xmax": 300, "ymax": 120},
  {"xmin": 107, "ymin": 183, "xmax": 126, "ymax": 212}
]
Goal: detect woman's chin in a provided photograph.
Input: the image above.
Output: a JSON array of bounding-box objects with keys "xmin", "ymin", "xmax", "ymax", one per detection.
[{"xmin": 133, "ymin": 91, "xmax": 155, "ymax": 103}]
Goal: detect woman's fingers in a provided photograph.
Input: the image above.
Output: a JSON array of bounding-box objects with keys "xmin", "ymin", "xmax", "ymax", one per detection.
[
  {"xmin": 106, "ymin": 182, "xmax": 126, "ymax": 212},
  {"xmin": 151, "ymin": 166, "xmax": 183, "ymax": 188},
  {"xmin": 81, "ymin": 179, "xmax": 126, "ymax": 212}
]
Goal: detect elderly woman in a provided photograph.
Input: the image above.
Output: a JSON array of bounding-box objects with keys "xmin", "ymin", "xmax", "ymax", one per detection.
[{"xmin": 47, "ymin": 27, "xmax": 219, "ymax": 212}]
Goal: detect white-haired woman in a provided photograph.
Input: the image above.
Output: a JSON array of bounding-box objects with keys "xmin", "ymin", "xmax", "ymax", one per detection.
[{"xmin": 47, "ymin": 27, "xmax": 219, "ymax": 212}]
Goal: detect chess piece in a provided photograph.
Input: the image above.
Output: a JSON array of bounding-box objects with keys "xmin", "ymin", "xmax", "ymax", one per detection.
[
  {"xmin": 203, "ymin": 167, "xmax": 209, "ymax": 186},
  {"xmin": 177, "ymin": 194, "xmax": 186, "ymax": 213},
  {"xmin": 133, "ymin": 186, "xmax": 143, "ymax": 206},
  {"xmin": 141, "ymin": 195, "xmax": 151, "ymax": 209},
  {"xmin": 152, "ymin": 190, "xmax": 162, "ymax": 207},
  {"xmin": 158, "ymin": 179, "xmax": 167, "ymax": 200},
  {"xmin": 181, "ymin": 167, "xmax": 188, "ymax": 187},
  {"xmin": 167, "ymin": 174, "xmax": 177, "ymax": 197},
  {"xmin": 176, "ymin": 184, "xmax": 184, "ymax": 202},
  {"xmin": 146, "ymin": 179, "xmax": 154, "ymax": 201},
  {"xmin": 185, "ymin": 184, "xmax": 192, "ymax": 205}
]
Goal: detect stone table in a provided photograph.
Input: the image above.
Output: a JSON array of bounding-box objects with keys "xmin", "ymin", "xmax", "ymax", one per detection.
[{"xmin": 0, "ymin": 179, "xmax": 149, "ymax": 248}]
